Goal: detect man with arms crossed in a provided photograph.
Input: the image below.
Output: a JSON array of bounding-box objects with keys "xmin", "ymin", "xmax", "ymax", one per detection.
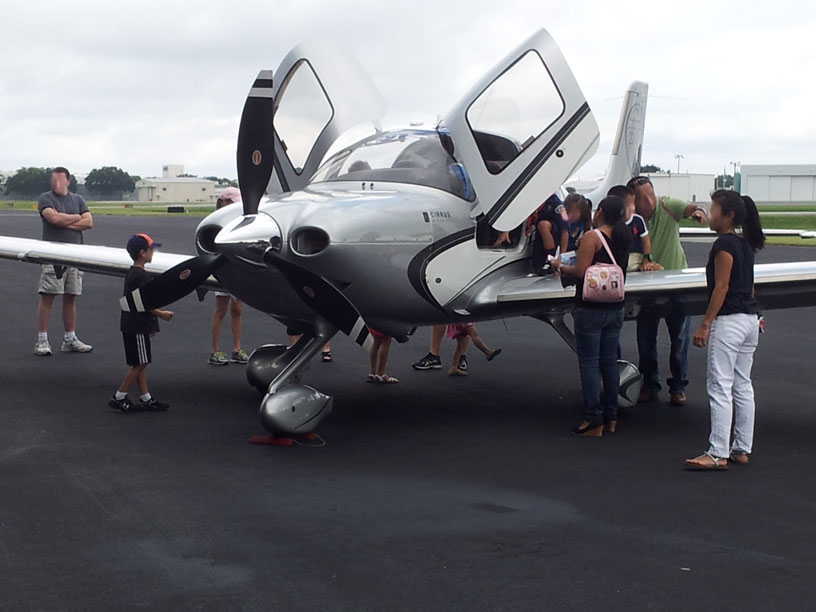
[{"xmin": 35, "ymin": 167, "xmax": 94, "ymax": 356}]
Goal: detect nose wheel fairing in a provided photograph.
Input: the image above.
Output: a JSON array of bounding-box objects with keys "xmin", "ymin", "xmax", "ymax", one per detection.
[{"xmin": 246, "ymin": 331, "xmax": 337, "ymax": 435}]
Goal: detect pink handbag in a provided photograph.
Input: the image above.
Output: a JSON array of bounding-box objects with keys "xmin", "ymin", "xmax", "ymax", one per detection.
[{"xmin": 582, "ymin": 229, "xmax": 625, "ymax": 303}]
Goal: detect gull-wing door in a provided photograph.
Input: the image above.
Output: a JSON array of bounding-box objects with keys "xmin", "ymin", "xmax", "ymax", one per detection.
[
  {"xmin": 444, "ymin": 29, "xmax": 600, "ymax": 231},
  {"xmin": 271, "ymin": 42, "xmax": 386, "ymax": 193}
]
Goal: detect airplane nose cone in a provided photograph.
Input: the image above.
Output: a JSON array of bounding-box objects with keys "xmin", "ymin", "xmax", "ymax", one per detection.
[{"xmin": 214, "ymin": 213, "xmax": 281, "ymax": 264}]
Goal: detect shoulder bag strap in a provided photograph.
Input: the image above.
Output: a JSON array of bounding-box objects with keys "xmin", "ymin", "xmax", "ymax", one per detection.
[{"xmin": 593, "ymin": 229, "xmax": 618, "ymax": 268}]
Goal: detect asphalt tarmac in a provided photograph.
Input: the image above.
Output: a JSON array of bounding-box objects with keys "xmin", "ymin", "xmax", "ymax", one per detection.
[{"xmin": 1, "ymin": 211, "xmax": 815, "ymax": 612}]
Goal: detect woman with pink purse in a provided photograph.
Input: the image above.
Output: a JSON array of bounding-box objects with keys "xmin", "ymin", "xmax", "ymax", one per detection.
[{"xmin": 552, "ymin": 196, "xmax": 632, "ymax": 437}]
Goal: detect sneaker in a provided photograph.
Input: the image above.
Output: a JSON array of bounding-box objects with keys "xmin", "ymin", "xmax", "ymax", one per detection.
[
  {"xmin": 61, "ymin": 337, "xmax": 93, "ymax": 353},
  {"xmin": 208, "ymin": 351, "xmax": 229, "ymax": 365},
  {"xmin": 458, "ymin": 353, "xmax": 469, "ymax": 371},
  {"xmin": 412, "ymin": 352, "xmax": 442, "ymax": 370},
  {"xmin": 137, "ymin": 398, "xmax": 169, "ymax": 411},
  {"xmin": 108, "ymin": 395, "xmax": 134, "ymax": 412},
  {"xmin": 229, "ymin": 349, "xmax": 249, "ymax": 364},
  {"xmin": 34, "ymin": 340, "xmax": 52, "ymax": 356}
]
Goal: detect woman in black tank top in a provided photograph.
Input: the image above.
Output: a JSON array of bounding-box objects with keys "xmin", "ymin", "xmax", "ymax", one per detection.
[{"xmin": 553, "ymin": 196, "xmax": 632, "ymax": 437}]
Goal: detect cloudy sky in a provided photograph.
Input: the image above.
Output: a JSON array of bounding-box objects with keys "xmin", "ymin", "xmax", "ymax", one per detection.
[{"xmin": 1, "ymin": 0, "xmax": 814, "ymax": 181}]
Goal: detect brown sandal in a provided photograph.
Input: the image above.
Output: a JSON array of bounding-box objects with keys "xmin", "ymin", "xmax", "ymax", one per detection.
[{"xmin": 683, "ymin": 452, "xmax": 728, "ymax": 471}]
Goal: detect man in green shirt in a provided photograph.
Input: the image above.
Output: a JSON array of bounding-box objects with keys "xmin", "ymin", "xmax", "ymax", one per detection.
[{"xmin": 627, "ymin": 176, "xmax": 708, "ymax": 406}]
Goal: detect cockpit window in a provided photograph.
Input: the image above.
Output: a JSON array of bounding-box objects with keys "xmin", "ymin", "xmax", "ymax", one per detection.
[
  {"xmin": 310, "ymin": 130, "xmax": 475, "ymax": 201},
  {"xmin": 466, "ymin": 50, "xmax": 565, "ymax": 174}
]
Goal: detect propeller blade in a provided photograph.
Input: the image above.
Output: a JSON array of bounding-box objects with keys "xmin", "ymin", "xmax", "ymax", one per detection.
[
  {"xmin": 263, "ymin": 251, "xmax": 372, "ymax": 349},
  {"xmin": 237, "ymin": 70, "xmax": 275, "ymax": 216},
  {"xmin": 120, "ymin": 254, "xmax": 225, "ymax": 313}
]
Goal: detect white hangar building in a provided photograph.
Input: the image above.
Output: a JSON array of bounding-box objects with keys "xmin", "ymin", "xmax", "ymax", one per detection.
[
  {"xmin": 740, "ymin": 165, "xmax": 816, "ymax": 204},
  {"xmin": 135, "ymin": 164, "xmax": 216, "ymax": 203},
  {"xmin": 644, "ymin": 173, "xmax": 715, "ymax": 204}
]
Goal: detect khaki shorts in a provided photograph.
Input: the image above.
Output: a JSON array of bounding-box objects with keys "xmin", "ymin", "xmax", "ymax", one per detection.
[
  {"xmin": 38, "ymin": 265, "xmax": 83, "ymax": 295},
  {"xmin": 627, "ymin": 252, "xmax": 644, "ymax": 273}
]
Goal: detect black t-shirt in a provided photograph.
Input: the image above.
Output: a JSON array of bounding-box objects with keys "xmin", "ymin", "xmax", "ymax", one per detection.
[
  {"xmin": 120, "ymin": 266, "xmax": 159, "ymax": 334},
  {"xmin": 576, "ymin": 230, "xmax": 629, "ymax": 310},
  {"xmin": 706, "ymin": 233, "xmax": 757, "ymax": 316}
]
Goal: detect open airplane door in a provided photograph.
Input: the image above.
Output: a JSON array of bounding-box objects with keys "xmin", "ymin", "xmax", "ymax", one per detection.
[
  {"xmin": 444, "ymin": 29, "xmax": 600, "ymax": 231},
  {"xmin": 271, "ymin": 42, "xmax": 386, "ymax": 193}
]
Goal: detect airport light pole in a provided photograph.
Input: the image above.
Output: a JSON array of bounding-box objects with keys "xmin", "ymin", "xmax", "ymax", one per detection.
[
  {"xmin": 730, "ymin": 161, "xmax": 740, "ymax": 190},
  {"xmin": 674, "ymin": 154, "xmax": 684, "ymax": 174}
]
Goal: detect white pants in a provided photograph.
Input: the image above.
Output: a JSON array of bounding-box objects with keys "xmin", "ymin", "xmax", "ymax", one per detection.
[{"xmin": 706, "ymin": 313, "xmax": 760, "ymax": 458}]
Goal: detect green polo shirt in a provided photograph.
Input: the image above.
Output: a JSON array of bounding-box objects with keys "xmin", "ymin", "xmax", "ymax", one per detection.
[{"xmin": 647, "ymin": 197, "xmax": 688, "ymax": 270}]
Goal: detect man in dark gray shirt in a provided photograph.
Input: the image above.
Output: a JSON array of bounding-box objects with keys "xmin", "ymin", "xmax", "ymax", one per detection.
[{"xmin": 35, "ymin": 167, "xmax": 94, "ymax": 356}]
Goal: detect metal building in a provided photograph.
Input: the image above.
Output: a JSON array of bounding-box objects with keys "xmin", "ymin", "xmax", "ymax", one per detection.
[
  {"xmin": 740, "ymin": 165, "xmax": 816, "ymax": 204},
  {"xmin": 134, "ymin": 164, "xmax": 217, "ymax": 203},
  {"xmin": 645, "ymin": 173, "xmax": 715, "ymax": 203}
]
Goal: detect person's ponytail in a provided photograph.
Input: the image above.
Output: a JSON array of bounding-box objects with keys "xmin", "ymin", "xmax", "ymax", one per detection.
[
  {"xmin": 711, "ymin": 189, "xmax": 765, "ymax": 252},
  {"xmin": 611, "ymin": 214, "xmax": 632, "ymax": 254},
  {"xmin": 597, "ymin": 196, "xmax": 633, "ymax": 254},
  {"xmin": 741, "ymin": 195, "xmax": 765, "ymax": 251}
]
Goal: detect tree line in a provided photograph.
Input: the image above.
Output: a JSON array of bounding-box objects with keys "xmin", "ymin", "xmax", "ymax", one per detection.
[{"xmin": 2, "ymin": 167, "xmax": 237, "ymax": 198}]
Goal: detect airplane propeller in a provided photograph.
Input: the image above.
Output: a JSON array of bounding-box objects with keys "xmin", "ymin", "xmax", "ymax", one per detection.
[
  {"xmin": 262, "ymin": 249, "xmax": 373, "ymax": 348},
  {"xmin": 120, "ymin": 254, "xmax": 224, "ymax": 313},
  {"xmin": 121, "ymin": 70, "xmax": 276, "ymax": 313},
  {"xmin": 236, "ymin": 70, "xmax": 276, "ymax": 216}
]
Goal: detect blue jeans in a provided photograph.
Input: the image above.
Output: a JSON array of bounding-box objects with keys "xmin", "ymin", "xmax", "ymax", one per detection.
[
  {"xmin": 636, "ymin": 302, "xmax": 690, "ymax": 393},
  {"xmin": 574, "ymin": 307, "xmax": 624, "ymax": 425}
]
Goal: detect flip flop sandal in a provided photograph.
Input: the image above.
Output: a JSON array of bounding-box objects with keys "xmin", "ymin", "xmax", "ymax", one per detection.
[
  {"xmin": 379, "ymin": 375, "xmax": 399, "ymax": 384},
  {"xmin": 729, "ymin": 452, "xmax": 749, "ymax": 465},
  {"xmin": 321, "ymin": 351, "xmax": 333, "ymax": 362},
  {"xmin": 683, "ymin": 451, "xmax": 728, "ymax": 471},
  {"xmin": 366, "ymin": 374, "xmax": 380, "ymax": 383}
]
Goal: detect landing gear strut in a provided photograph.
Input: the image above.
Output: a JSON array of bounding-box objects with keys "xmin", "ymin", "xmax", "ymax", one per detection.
[
  {"xmin": 246, "ymin": 325, "xmax": 337, "ymax": 435},
  {"xmin": 533, "ymin": 312, "xmax": 642, "ymax": 408}
]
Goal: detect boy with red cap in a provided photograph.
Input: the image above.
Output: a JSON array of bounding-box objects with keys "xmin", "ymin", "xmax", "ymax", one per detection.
[{"xmin": 109, "ymin": 234, "xmax": 174, "ymax": 412}]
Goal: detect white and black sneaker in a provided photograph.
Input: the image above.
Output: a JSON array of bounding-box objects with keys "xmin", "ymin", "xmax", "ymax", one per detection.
[
  {"xmin": 108, "ymin": 395, "xmax": 134, "ymax": 412},
  {"xmin": 412, "ymin": 352, "xmax": 442, "ymax": 370},
  {"xmin": 458, "ymin": 353, "xmax": 468, "ymax": 371},
  {"xmin": 34, "ymin": 340, "xmax": 52, "ymax": 356},
  {"xmin": 61, "ymin": 337, "xmax": 93, "ymax": 353}
]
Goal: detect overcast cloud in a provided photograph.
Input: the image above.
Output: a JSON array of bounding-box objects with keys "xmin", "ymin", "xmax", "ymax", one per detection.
[{"xmin": 1, "ymin": 0, "xmax": 814, "ymax": 181}]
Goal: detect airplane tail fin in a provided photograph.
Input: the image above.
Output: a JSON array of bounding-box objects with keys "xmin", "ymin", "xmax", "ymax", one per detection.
[{"xmin": 585, "ymin": 81, "xmax": 649, "ymax": 204}]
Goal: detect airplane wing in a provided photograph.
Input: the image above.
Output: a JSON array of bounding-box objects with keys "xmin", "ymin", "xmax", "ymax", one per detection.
[
  {"xmin": 494, "ymin": 262, "xmax": 816, "ymax": 318},
  {"xmin": 0, "ymin": 236, "xmax": 222, "ymax": 290},
  {"xmin": 679, "ymin": 227, "xmax": 816, "ymax": 239}
]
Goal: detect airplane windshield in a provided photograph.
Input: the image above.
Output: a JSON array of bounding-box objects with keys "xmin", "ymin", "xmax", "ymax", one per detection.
[{"xmin": 311, "ymin": 130, "xmax": 475, "ymax": 201}]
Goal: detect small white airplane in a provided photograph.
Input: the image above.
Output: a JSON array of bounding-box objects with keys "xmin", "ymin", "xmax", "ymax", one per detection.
[{"xmin": 3, "ymin": 30, "xmax": 816, "ymax": 436}]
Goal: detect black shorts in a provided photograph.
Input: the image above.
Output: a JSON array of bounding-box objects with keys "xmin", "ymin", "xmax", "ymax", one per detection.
[{"xmin": 122, "ymin": 333, "xmax": 152, "ymax": 366}]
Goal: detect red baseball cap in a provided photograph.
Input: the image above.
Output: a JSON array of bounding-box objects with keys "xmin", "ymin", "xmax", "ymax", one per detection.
[{"xmin": 126, "ymin": 233, "xmax": 162, "ymax": 259}]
